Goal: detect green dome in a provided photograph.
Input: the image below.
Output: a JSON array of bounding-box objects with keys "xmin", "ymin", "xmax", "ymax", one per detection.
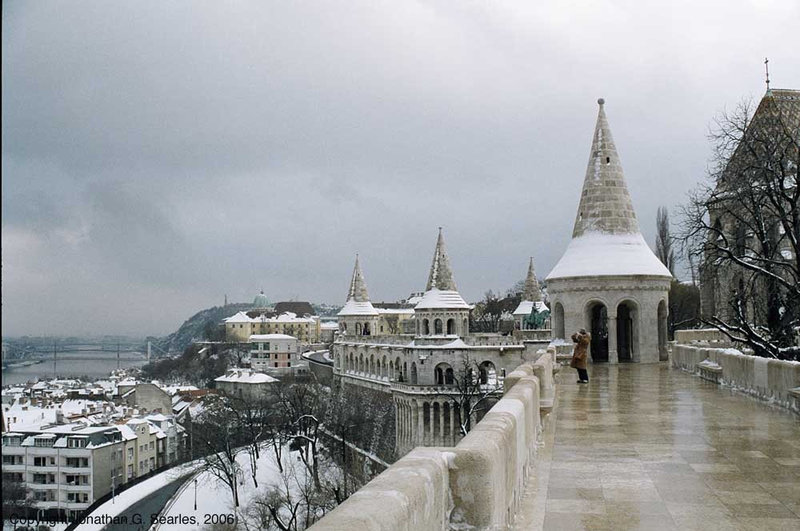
[{"xmin": 253, "ymin": 290, "xmax": 270, "ymax": 308}]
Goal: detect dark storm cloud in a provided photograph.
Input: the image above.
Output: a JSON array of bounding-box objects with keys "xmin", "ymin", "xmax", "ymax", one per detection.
[{"xmin": 3, "ymin": 0, "xmax": 799, "ymax": 336}]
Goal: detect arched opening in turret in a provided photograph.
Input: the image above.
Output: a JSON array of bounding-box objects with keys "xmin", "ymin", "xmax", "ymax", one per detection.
[
  {"xmin": 423, "ymin": 319, "xmax": 430, "ymax": 335},
  {"xmin": 434, "ymin": 319, "xmax": 443, "ymax": 335},
  {"xmin": 553, "ymin": 302, "xmax": 565, "ymax": 339},
  {"xmin": 479, "ymin": 361, "xmax": 496, "ymax": 386},
  {"xmin": 585, "ymin": 301, "xmax": 609, "ymax": 362},
  {"xmin": 657, "ymin": 300, "xmax": 668, "ymax": 361},
  {"xmin": 446, "ymin": 318, "xmax": 455, "ymax": 335},
  {"xmin": 410, "ymin": 362, "xmax": 418, "ymax": 384},
  {"xmin": 363, "ymin": 322, "xmax": 371, "ymax": 336},
  {"xmin": 616, "ymin": 300, "xmax": 638, "ymax": 363},
  {"xmin": 435, "ymin": 363, "xmax": 453, "ymax": 385}
]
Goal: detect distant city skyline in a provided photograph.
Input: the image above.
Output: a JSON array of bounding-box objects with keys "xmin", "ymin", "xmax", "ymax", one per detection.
[{"xmin": 3, "ymin": 1, "xmax": 800, "ymax": 336}]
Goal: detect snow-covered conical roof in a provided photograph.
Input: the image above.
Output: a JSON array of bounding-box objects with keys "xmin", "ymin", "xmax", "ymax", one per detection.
[
  {"xmin": 338, "ymin": 255, "xmax": 379, "ymax": 316},
  {"xmin": 522, "ymin": 257, "xmax": 542, "ymax": 301},
  {"xmin": 416, "ymin": 228, "xmax": 470, "ymax": 310},
  {"xmin": 514, "ymin": 257, "xmax": 544, "ymax": 316},
  {"xmin": 547, "ymin": 99, "xmax": 672, "ymax": 281}
]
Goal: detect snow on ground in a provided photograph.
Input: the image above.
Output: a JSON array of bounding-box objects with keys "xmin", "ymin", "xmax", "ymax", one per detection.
[
  {"xmin": 77, "ymin": 461, "xmax": 200, "ymax": 531},
  {"xmin": 159, "ymin": 444, "xmax": 305, "ymax": 530}
]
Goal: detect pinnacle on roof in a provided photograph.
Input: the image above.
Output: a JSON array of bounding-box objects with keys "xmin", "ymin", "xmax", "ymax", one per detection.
[
  {"xmin": 425, "ymin": 227, "xmax": 458, "ymax": 291},
  {"xmin": 571, "ymin": 98, "xmax": 640, "ymax": 238},
  {"xmin": 523, "ymin": 257, "xmax": 542, "ymax": 301},
  {"xmin": 346, "ymin": 254, "xmax": 371, "ymax": 303}
]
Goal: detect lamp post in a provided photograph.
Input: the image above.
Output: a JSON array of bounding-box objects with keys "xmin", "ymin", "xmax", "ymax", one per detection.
[{"xmin": 194, "ymin": 479, "xmax": 198, "ymax": 511}]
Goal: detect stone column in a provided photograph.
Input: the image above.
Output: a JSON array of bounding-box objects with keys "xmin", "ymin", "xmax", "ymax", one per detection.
[
  {"xmin": 417, "ymin": 401, "xmax": 424, "ymax": 447},
  {"xmin": 448, "ymin": 403, "xmax": 455, "ymax": 445},
  {"xmin": 439, "ymin": 401, "xmax": 445, "ymax": 445},
  {"xmin": 608, "ymin": 312, "xmax": 618, "ymax": 364}
]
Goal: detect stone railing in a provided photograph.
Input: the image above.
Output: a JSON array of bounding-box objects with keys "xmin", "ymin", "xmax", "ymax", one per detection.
[
  {"xmin": 672, "ymin": 343, "xmax": 800, "ymax": 413},
  {"xmin": 673, "ymin": 328, "xmax": 733, "ymax": 345},
  {"xmin": 308, "ymin": 350, "xmax": 556, "ymax": 530}
]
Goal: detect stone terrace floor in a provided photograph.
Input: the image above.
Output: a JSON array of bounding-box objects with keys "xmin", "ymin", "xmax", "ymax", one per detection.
[{"xmin": 514, "ymin": 363, "xmax": 800, "ymax": 531}]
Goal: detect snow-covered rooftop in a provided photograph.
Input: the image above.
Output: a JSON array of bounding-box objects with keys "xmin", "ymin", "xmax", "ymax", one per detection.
[
  {"xmin": 547, "ymin": 232, "xmax": 672, "ymax": 280},
  {"xmin": 215, "ymin": 369, "xmax": 278, "ymax": 384},
  {"xmin": 513, "ymin": 300, "xmax": 549, "ymax": 316},
  {"xmin": 249, "ymin": 334, "xmax": 297, "ymax": 341},
  {"xmin": 338, "ymin": 299, "xmax": 380, "ymax": 316},
  {"xmin": 414, "ymin": 288, "xmax": 471, "ymax": 310}
]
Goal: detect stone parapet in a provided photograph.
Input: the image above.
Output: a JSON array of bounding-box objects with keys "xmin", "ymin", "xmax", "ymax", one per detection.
[
  {"xmin": 674, "ymin": 328, "xmax": 733, "ymax": 345},
  {"xmin": 672, "ymin": 343, "xmax": 800, "ymax": 412},
  {"xmin": 309, "ymin": 360, "xmax": 552, "ymax": 531}
]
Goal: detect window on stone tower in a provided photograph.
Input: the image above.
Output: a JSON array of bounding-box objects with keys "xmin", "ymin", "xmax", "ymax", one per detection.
[{"xmin": 606, "ymin": 156, "xmax": 610, "ymax": 164}]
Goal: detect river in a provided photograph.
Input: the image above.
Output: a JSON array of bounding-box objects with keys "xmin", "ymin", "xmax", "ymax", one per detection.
[{"xmin": 2, "ymin": 351, "xmax": 149, "ymax": 386}]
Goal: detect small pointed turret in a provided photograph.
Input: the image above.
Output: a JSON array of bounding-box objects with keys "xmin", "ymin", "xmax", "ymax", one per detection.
[
  {"xmin": 523, "ymin": 257, "xmax": 542, "ymax": 301},
  {"xmin": 338, "ymin": 254, "xmax": 379, "ymax": 316},
  {"xmin": 415, "ymin": 228, "xmax": 470, "ymax": 310},
  {"xmin": 426, "ymin": 227, "xmax": 458, "ymax": 291},
  {"xmin": 346, "ymin": 254, "xmax": 370, "ymax": 302},
  {"xmin": 572, "ymin": 98, "xmax": 640, "ymax": 238}
]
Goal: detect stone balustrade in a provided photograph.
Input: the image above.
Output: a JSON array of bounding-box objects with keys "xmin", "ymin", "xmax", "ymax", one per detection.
[
  {"xmin": 308, "ymin": 353, "xmax": 556, "ymax": 531},
  {"xmin": 673, "ymin": 328, "xmax": 732, "ymax": 345},
  {"xmin": 672, "ymin": 343, "xmax": 800, "ymax": 413}
]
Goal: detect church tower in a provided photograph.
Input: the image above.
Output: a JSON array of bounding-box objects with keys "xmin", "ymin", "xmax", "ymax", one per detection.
[
  {"xmin": 414, "ymin": 228, "xmax": 471, "ymax": 337},
  {"xmin": 337, "ymin": 254, "xmax": 380, "ymax": 336},
  {"xmin": 546, "ymin": 99, "xmax": 672, "ymax": 363}
]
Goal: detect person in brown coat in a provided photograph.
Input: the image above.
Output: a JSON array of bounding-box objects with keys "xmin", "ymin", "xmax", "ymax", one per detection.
[{"xmin": 570, "ymin": 328, "xmax": 591, "ymax": 383}]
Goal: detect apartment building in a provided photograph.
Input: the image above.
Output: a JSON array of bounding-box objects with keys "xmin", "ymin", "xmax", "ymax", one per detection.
[{"xmin": 1, "ymin": 424, "xmax": 125, "ymax": 519}]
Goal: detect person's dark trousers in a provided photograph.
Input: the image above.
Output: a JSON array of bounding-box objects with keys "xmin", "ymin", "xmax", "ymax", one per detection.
[{"xmin": 577, "ymin": 368, "xmax": 588, "ymax": 382}]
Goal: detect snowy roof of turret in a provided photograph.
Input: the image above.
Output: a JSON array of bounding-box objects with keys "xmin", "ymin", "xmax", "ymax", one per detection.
[
  {"xmin": 547, "ymin": 100, "xmax": 672, "ymax": 281},
  {"xmin": 416, "ymin": 229, "xmax": 471, "ymax": 310},
  {"xmin": 513, "ymin": 300, "xmax": 548, "ymax": 316},
  {"xmin": 338, "ymin": 255, "xmax": 379, "ymax": 316}
]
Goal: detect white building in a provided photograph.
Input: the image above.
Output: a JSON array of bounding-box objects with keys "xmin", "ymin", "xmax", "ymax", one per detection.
[
  {"xmin": 248, "ymin": 334, "xmax": 300, "ymax": 372},
  {"xmin": 214, "ymin": 368, "xmax": 278, "ymax": 400},
  {"xmin": 1, "ymin": 424, "xmax": 126, "ymax": 519}
]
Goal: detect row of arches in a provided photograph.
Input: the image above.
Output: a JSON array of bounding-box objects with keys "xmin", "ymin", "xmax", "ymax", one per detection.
[
  {"xmin": 551, "ymin": 298, "xmax": 668, "ymax": 362},
  {"xmin": 416, "ymin": 316, "xmax": 468, "ymax": 336},
  {"xmin": 341, "ymin": 352, "xmax": 498, "ymax": 386},
  {"xmin": 340, "ymin": 321, "xmax": 373, "ymax": 336}
]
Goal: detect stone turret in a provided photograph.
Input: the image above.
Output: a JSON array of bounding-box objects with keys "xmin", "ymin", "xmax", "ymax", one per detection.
[
  {"xmin": 415, "ymin": 228, "xmax": 470, "ymax": 336},
  {"xmin": 546, "ymin": 99, "xmax": 672, "ymax": 363},
  {"xmin": 522, "ymin": 257, "xmax": 541, "ymax": 301},
  {"xmin": 513, "ymin": 257, "xmax": 546, "ymax": 330},
  {"xmin": 337, "ymin": 254, "xmax": 379, "ymax": 336}
]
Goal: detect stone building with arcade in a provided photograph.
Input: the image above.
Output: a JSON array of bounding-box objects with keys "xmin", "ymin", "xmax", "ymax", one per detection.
[
  {"xmin": 546, "ymin": 99, "xmax": 672, "ymax": 363},
  {"xmin": 332, "ymin": 230, "xmax": 543, "ymax": 457}
]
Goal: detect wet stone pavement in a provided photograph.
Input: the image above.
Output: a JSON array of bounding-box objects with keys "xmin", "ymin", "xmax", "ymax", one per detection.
[{"xmin": 515, "ymin": 363, "xmax": 800, "ymax": 531}]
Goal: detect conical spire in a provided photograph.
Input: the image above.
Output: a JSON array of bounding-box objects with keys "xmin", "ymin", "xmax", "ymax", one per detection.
[
  {"xmin": 346, "ymin": 254, "xmax": 370, "ymax": 302},
  {"xmin": 425, "ymin": 228, "xmax": 457, "ymax": 291},
  {"xmin": 523, "ymin": 257, "xmax": 542, "ymax": 301},
  {"xmin": 572, "ymin": 99, "xmax": 640, "ymax": 238}
]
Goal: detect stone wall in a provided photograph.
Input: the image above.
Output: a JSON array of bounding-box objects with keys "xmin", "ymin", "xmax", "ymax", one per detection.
[
  {"xmin": 674, "ymin": 328, "xmax": 732, "ymax": 345},
  {"xmin": 672, "ymin": 343, "xmax": 800, "ymax": 413},
  {"xmin": 309, "ymin": 351, "xmax": 555, "ymax": 530}
]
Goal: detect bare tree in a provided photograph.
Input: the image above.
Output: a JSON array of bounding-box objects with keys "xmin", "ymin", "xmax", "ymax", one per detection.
[
  {"xmin": 193, "ymin": 395, "xmax": 244, "ymax": 507},
  {"xmin": 680, "ymin": 96, "xmax": 799, "ymax": 360},
  {"xmin": 438, "ymin": 356, "xmax": 502, "ymax": 436}
]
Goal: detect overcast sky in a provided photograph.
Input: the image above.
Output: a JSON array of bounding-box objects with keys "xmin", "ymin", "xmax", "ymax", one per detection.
[{"xmin": 3, "ymin": 1, "xmax": 799, "ymax": 337}]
